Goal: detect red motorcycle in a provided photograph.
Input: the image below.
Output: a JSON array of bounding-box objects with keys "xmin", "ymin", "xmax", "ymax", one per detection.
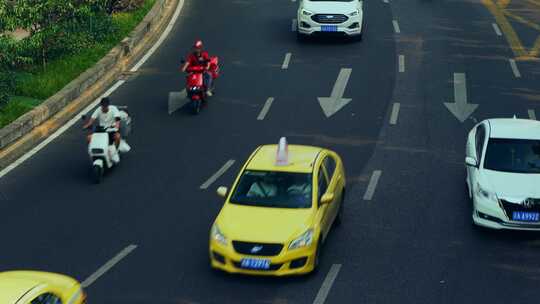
[{"xmin": 185, "ymin": 56, "xmax": 219, "ymax": 114}]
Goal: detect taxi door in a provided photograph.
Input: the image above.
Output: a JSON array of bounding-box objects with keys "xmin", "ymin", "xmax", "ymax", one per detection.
[
  {"xmin": 322, "ymin": 154, "xmax": 343, "ymax": 228},
  {"xmin": 316, "ymin": 161, "xmax": 332, "ymax": 240}
]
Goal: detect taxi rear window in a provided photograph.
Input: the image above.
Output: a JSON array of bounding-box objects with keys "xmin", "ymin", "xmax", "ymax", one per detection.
[{"xmin": 230, "ymin": 170, "xmax": 312, "ymax": 208}]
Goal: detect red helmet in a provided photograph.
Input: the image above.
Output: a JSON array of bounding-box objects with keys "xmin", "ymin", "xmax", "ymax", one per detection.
[{"xmin": 194, "ymin": 40, "xmax": 203, "ymax": 49}]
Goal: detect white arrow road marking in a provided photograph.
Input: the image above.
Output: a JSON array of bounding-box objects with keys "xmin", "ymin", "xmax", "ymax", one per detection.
[
  {"xmin": 392, "ymin": 20, "xmax": 400, "ymax": 33},
  {"xmin": 200, "ymin": 159, "xmax": 235, "ymax": 190},
  {"xmin": 399, "ymin": 55, "xmax": 405, "ymax": 72},
  {"xmin": 390, "ymin": 102, "xmax": 401, "ymax": 125},
  {"xmin": 529, "ymin": 109, "xmax": 536, "ymax": 120},
  {"xmin": 282, "ymin": 53, "xmax": 292, "ymax": 69},
  {"xmin": 444, "ymin": 73, "xmax": 479, "ymax": 123},
  {"xmin": 292, "ymin": 19, "xmax": 297, "ymax": 32},
  {"xmin": 81, "ymin": 244, "xmax": 137, "ymax": 288},
  {"xmin": 363, "ymin": 170, "xmax": 382, "ymax": 201},
  {"xmin": 509, "ymin": 59, "xmax": 521, "ymax": 78},
  {"xmin": 313, "ymin": 264, "xmax": 342, "ymax": 304},
  {"xmin": 258, "ymin": 97, "xmax": 274, "ymax": 120},
  {"xmin": 492, "ymin": 23, "xmax": 502, "ymax": 36},
  {"xmin": 168, "ymin": 90, "xmax": 188, "ymax": 114},
  {"xmin": 318, "ymin": 68, "xmax": 352, "ymax": 118}
]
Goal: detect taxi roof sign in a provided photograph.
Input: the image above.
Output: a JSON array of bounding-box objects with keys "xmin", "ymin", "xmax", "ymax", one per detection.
[{"xmin": 275, "ymin": 137, "xmax": 289, "ymax": 166}]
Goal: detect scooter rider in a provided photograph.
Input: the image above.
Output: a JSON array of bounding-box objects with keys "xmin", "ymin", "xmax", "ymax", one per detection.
[
  {"xmin": 83, "ymin": 97, "xmax": 121, "ymax": 148},
  {"xmin": 181, "ymin": 40, "xmax": 213, "ymax": 96}
]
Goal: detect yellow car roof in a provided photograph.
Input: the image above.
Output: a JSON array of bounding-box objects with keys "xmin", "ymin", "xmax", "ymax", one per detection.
[
  {"xmin": 246, "ymin": 144, "xmax": 323, "ymax": 173},
  {"xmin": 0, "ymin": 275, "xmax": 41, "ymax": 304}
]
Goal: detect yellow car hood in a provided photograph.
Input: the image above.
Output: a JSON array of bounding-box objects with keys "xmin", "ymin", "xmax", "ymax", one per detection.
[{"xmin": 217, "ymin": 203, "xmax": 314, "ymax": 243}]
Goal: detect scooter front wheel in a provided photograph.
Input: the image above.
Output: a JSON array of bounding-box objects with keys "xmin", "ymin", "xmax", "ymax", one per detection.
[{"xmin": 92, "ymin": 164, "xmax": 103, "ymax": 184}]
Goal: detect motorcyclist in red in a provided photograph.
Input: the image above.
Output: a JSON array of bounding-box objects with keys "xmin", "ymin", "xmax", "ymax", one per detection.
[{"xmin": 181, "ymin": 40, "xmax": 213, "ymax": 96}]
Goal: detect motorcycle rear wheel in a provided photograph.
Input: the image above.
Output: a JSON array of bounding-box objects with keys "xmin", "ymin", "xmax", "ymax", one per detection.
[{"xmin": 92, "ymin": 165, "xmax": 103, "ymax": 184}]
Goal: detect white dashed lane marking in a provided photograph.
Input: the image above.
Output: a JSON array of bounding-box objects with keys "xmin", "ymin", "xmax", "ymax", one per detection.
[
  {"xmin": 200, "ymin": 160, "xmax": 235, "ymax": 190},
  {"xmin": 390, "ymin": 102, "xmax": 401, "ymax": 125},
  {"xmin": 392, "ymin": 20, "xmax": 400, "ymax": 33},
  {"xmin": 312, "ymin": 264, "xmax": 342, "ymax": 304},
  {"xmin": 509, "ymin": 59, "xmax": 521, "ymax": 78},
  {"xmin": 363, "ymin": 170, "xmax": 382, "ymax": 201},
  {"xmin": 399, "ymin": 55, "xmax": 405, "ymax": 72},
  {"xmin": 257, "ymin": 97, "xmax": 274, "ymax": 120},
  {"xmin": 492, "ymin": 23, "xmax": 502, "ymax": 36},
  {"xmin": 81, "ymin": 244, "xmax": 137, "ymax": 288},
  {"xmin": 282, "ymin": 53, "xmax": 292, "ymax": 69}
]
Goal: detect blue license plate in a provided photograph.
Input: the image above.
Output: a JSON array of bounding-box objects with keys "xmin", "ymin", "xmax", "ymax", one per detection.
[
  {"xmin": 240, "ymin": 258, "xmax": 270, "ymax": 270},
  {"xmin": 321, "ymin": 25, "xmax": 338, "ymax": 32},
  {"xmin": 512, "ymin": 211, "xmax": 540, "ymax": 222}
]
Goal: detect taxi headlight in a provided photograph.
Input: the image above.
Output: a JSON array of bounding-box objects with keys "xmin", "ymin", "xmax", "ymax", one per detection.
[
  {"xmin": 301, "ymin": 9, "xmax": 313, "ymax": 16},
  {"xmin": 211, "ymin": 223, "xmax": 227, "ymax": 245},
  {"xmin": 289, "ymin": 229, "xmax": 313, "ymax": 250}
]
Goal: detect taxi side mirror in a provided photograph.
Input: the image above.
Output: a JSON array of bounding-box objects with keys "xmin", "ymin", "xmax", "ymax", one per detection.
[
  {"xmin": 217, "ymin": 186, "xmax": 228, "ymax": 198},
  {"xmin": 321, "ymin": 192, "xmax": 334, "ymax": 205}
]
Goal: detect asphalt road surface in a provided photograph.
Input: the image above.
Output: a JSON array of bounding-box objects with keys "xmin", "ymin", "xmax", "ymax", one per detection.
[{"xmin": 2, "ymin": 0, "xmax": 540, "ymax": 303}]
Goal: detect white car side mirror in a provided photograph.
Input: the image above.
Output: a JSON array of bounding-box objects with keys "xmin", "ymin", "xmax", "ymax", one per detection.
[
  {"xmin": 465, "ymin": 156, "xmax": 478, "ymax": 167},
  {"xmin": 217, "ymin": 186, "xmax": 228, "ymax": 198}
]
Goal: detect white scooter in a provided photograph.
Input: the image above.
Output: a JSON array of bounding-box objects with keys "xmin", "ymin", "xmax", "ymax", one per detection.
[{"xmin": 83, "ymin": 106, "xmax": 132, "ymax": 184}]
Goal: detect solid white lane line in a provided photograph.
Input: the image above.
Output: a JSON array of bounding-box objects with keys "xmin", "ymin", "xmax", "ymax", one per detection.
[
  {"xmin": 509, "ymin": 59, "xmax": 521, "ymax": 78},
  {"xmin": 313, "ymin": 264, "xmax": 342, "ymax": 304},
  {"xmin": 257, "ymin": 97, "xmax": 274, "ymax": 120},
  {"xmin": 200, "ymin": 160, "xmax": 235, "ymax": 190},
  {"xmin": 131, "ymin": 0, "xmax": 186, "ymax": 71},
  {"xmin": 383, "ymin": 0, "xmax": 389, "ymax": 3},
  {"xmin": 492, "ymin": 23, "xmax": 502, "ymax": 36},
  {"xmin": 292, "ymin": 19, "xmax": 297, "ymax": 32},
  {"xmin": 81, "ymin": 244, "xmax": 137, "ymax": 288},
  {"xmin": 282, "ymin": 53, "xmax": 292, "ymax": 69},
  {"xmin": 0, "ymin": 0, "xmax": 187, "ymax": 179},
  {"xmin": 0, "ymin": 80, "xmax": 126, "ymax": 179},
  {"xmin": 390, "ymin": 102, "xmax": 401, "ymax": 125},
  {"xmin": 529, "ymin": 109, "xmax": 537, "ymax": 120},
  {"xmin": 363, "ymin": 170, "xmax": 382, "ymax": 201},
  {"xmin": 399, "ymin": 55, "xmax": 405, "ymax": 72},
  {"xmin": 392, "ymin": 20, "xmax": 400, "ymax": 33}
]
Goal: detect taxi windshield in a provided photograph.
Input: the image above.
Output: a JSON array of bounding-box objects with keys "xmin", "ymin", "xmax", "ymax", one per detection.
[{"xmin": 230, "ymin": 170, "xmax": 313, "ymax": 208}]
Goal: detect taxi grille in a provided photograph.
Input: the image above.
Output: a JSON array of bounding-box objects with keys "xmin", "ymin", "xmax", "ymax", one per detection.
[
  {"xmin": 311, "ymin": 14, "xmax": 348, "ymax": 24},
  {"xmin": 232, "ymin": 241, "xmax": 283, "ymax": 256}
]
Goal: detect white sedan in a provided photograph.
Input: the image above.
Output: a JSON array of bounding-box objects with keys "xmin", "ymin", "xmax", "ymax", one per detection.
[
  {"xmin": 466, "ymin": 118, "xmax": 540, "ymax": 230},
  {"xmin": 297, "ymin": 0, "xmax": 364, "ymax": 41}
]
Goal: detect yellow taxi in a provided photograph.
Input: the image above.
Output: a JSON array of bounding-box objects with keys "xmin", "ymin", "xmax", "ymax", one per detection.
[
  {"xmin": 209, "ymin": 137, "xmax": 346, "ymax": 275},
  {"xmin": 0, "ymin": 271, "xmax": 86, "ymax": 304}
]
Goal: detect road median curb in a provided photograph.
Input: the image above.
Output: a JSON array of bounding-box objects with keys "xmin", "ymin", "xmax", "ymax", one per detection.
[{"xmin": 0, "ymin": 0, "xmax": 179, "ymax": 170}]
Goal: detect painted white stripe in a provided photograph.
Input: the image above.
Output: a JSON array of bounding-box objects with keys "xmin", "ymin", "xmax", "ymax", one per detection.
[
  {"xmin": 509, "ymin": 59, "xmax": 521, "ymax": 78},
  {"xmin": 0, "ymin": 0, "xmax": 186, "ymax": 179},
  {"xmin": 392, "ymin": 20, "xmax": 400, "ymax": 33},
  {"xmin": 257, "ymin": 97, "xmax": 274, "ymax": 120},
  {"xmin": 200, "ymin": 159, "xmax": 235, "ymax": 190},
  {"xmin": 81, "ymin": 244, "xmax": 137, "ymax": 288},
  {"xmin": 282, "ymin": 53, "xmax": 292, "ymax": 69},
  {"xmin": 130, "ymin": 0, "xmax": 186, "ymax": 72},
  {"xmin": 492, "ymin": 23, "xmax": 502, "ymax": 36},
  {"xmin": 363, "ymin": 170, "xmax": 382, "ymax": 200},
  {"xmin": 313, "ymin": 264, "xmax": 342, "ymax": 304},
  {"xmin": 399, "ymin": 55, "xmax": 405, "ymax": 72},
  {"xmin": 292, "ymin": 19, "xmax": 297, "ymax": 32},
  {"xmin": 0, "ymin": 80, "xmax": 126, "ymax": 179},
  {"xmin": 528, "ymin": 109, "xmax": 537, "ymax": 120},
  {"xmin": 383, "ymin": 0, "xmax": 389, "ymax": 3},
  {"xmin": 389, "ymin": 102, "xmax": 400, "ymax": 125}
]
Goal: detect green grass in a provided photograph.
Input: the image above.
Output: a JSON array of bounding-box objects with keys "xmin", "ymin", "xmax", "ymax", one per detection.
[
  {"xmin": 1, "ymin": 0, "xmax": 156, "ymax": 128},
  {"xmin": 0, "ymin": 96, "xmax": 42, "ymax": 128}
]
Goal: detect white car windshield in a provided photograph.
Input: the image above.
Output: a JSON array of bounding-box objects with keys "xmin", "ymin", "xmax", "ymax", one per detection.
[
  {"xmin": 484, "ymin": 138, "xmax": 540, "ymax": 173},
  {"xmin": 230, "ymin": 170, "xmax": 313, "ymax": 208}
]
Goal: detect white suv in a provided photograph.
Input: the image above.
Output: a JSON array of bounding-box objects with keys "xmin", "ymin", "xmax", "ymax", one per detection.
[
  {"xmin": 297, "ymin": 0, "xmax": 364, "ymax": 41},
  {"xmin": 466, "ymin": 118, "xmax": 540, "ymax": 230}
]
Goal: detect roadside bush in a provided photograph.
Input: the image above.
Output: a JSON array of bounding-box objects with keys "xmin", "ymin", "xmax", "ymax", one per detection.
[{"xmin": 0, "ymin": 70, "xmax": 15, "ymax": 106}]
